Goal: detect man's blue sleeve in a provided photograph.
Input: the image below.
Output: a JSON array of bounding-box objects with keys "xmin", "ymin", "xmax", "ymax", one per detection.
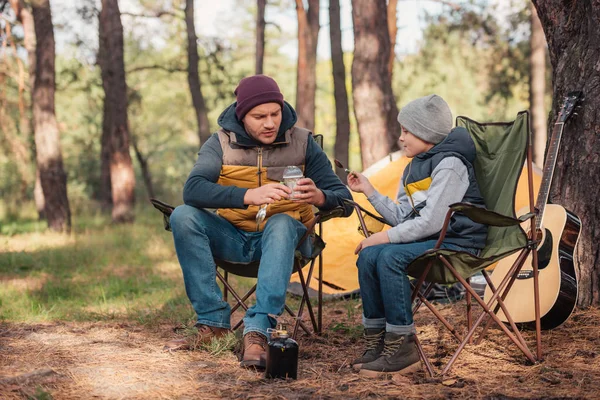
[{"xmin": 182, "ymin": 133, "xmax": 248, "ymax": 209}]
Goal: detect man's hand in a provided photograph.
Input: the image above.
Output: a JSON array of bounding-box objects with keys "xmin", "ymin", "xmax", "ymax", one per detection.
[
  {"xmin": 290, "ymin": 177, "xmax": 326, "ymax": 207},
  {"xmin": 244, "ymin": 183, "xmax": 292, "ymax": 205},
  {"xmin": 354, "ymin": 231, "xmax": 390, "ymax": 254},
  {"xmin": 347, "ymin": 172, "xmax": 375, "ymax": 197}
]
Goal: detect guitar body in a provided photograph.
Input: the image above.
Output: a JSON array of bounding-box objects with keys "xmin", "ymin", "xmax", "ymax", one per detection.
[{"xmin": 484, "ymin": 204, "xmax": 581, "ymax": 330}]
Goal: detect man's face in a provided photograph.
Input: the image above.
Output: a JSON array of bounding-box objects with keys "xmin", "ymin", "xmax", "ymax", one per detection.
[
  {"xmin": 242, "ymin": 102, "xmax": 283, "ymax": 145},
  {"xmin": 399, "ymin": 126, "xmax": 434, "ymax": 158}
]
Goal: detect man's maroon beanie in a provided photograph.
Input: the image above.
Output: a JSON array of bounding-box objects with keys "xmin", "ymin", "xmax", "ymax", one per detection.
[{"xmin": 234, "ymin": 75, "xmax": 284, "ymax": 120}]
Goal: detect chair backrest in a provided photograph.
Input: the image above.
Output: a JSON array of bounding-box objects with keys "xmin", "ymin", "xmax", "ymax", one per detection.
[
  {"xmin": 455, "ymin": 111, "xmax": 530, "ymax": 259},
  {"xmin": 407, "ymin": 112, "xmax": 533, "ymax": 283}
]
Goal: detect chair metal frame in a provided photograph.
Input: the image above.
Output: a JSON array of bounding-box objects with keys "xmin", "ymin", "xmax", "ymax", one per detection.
[
  {"xmin": 345, "ymin": 112, "xmax": 542, "ymax": 376},
  {"xmin": 218, "ymin": 211, "xmax": 327, "ymax": 339}
]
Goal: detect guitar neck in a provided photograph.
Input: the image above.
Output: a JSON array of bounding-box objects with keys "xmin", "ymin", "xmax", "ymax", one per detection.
[{"xmin": 535, "ymin": 122, "xmax": 565, "ymax": 230}]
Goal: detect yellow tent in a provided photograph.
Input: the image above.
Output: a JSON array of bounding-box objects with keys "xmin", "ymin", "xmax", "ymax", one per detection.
[{"xmin": 294, "ymin": 153, "xmax": 542, "ymax": 295}]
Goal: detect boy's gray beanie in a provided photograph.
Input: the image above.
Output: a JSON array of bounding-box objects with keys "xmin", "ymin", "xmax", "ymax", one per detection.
[{"xmin": 397, "ymin": 94, "xmax": 452, "ymax": 144}]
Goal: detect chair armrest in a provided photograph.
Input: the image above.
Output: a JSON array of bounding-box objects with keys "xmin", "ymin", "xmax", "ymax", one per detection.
[
  {"xmin": 315, "ymin": 206, "xmax": 347, "ymax": 224},
  {"xmin": 150, "ymin": 198, "xmax": 175, "ymax": 231},
  {"xmin": 150, "ymin": 198, "xmax": 175, "ymax": 216},
  {"xmin": 342, "ymin": 198, "xmax": 388, "ymax": 225},
  {"xmin": 449, "ymin": 202, "xmax": 533, "ymax": 227}
]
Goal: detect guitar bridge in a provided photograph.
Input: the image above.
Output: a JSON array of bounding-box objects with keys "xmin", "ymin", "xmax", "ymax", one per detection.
[{"xmin": 516, "ymin": 270, "xmax": 534, "ymax": 280}]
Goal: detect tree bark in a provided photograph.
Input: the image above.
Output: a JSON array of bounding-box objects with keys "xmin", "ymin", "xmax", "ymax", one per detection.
[
  {"xmin": 387, "ymin": 0, "xmax": 398, "ymax": 80},
  {"xmin": 255, "ymin": 0, "xmax": 266, "ymax": 75},
  {"xmin": 295, "ymin": 0, "xmax": 319, "ymax": 132},
  {"xmin": 30, "ymin": 0, "xmax": 71, "ymax": 232},
  {"xmin": 329, "ymin": 0, "xmax": 351, "ymax": 180},
  {"xmin": 529, "ymin": 3, "xmax": 547, "ymax": 168},
  {"xmin": 99, "ymin": 0, "xmax": 136, "ymax": 223},
  {"xmin": 532, "ymin": 1, "xmax": 600, "ymax": 306},
  {"xmin": 185, "ymin": 0, "xmax": 211, "ymax": 146},
  {"xmin": 10, "ymin": 0, "xmax": 45, "ymax": 218},
  {"xmin": 351, "ymin": 0, "xmax": 399, "ymax": 169}
]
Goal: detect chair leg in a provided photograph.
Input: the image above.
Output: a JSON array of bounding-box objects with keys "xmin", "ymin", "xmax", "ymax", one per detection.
[
  {"xmin": 285, "ymin": 305, "xmax": 312, "ymax": 337},
  {"xmin": 318, "ymin": 248, "xmax": 323, "ymax": 334},
  {"xmin": 413, "ymin": 288, "xmax": 463, "ymax": 342},
  {"xmin": 230, "ymin": 285, "xmax": 256, "ymax": 314},
  {"xmin": 292, "ymin": 260, "xmax": 318, "ymax": 338},
  {"xmin": 531, "ymin": 248, "xmax": 542, "ymax": 361},
  {"xmin": 411, "ymin": 281, "xmax": 435, "ymax": 314},
  {"xmin": 223, "ymin": 270, "xmax": 228, "ymax": 302},
  {"xmin": 437, "ymin": 256, "xmax": 536, "ymax": 375},
  {"xmin": 216, "ymin": 270, "xmax": 251, "ymax": 312},
  {"xmin": 466, "ymin": 277, "xmax": 472, "ymax": 344},
  {"xmin": 414, "ymin": 333, "xmax": 435, "ymax": 377},
  {"xmin": 475, "ymin": 250, "xmax": 530, "ymax": 348}
]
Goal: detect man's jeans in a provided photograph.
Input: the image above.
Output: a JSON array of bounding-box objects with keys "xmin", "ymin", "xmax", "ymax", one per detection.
[
  {"xmin": 357, "ymin": 240, "xmax": 475, "ymax": 335},
  {"xmin": 169, "ymin": 205, "xmax": 312, "ymax": 337}
]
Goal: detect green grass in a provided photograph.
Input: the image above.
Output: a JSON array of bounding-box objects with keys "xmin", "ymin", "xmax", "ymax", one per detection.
[{"xmin": 0, "ymin": 204, "xmax": 255, "ymax": 328}]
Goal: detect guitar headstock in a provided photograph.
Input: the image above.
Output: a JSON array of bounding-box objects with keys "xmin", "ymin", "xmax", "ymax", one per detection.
[{"xmin": 557, "ymin": 91, "xmax": 584, "ymax": 123}]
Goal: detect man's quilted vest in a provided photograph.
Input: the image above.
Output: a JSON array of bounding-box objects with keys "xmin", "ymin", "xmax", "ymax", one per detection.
[{"xmin": 216, "ymin": 127, "xmax": 315, "ymax": 232}]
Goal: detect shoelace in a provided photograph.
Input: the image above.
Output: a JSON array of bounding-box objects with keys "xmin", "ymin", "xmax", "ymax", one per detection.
[
  {"xmin": 381, "ymin": 336, "xmax": 405, "ymax": 357},
  {"xmin": 364, "ymin": 331, "xmax": 384, "ymax": 351},
  {"xmin": 246, "ymin": 332, "xmax": 267, "ymax": 349}
]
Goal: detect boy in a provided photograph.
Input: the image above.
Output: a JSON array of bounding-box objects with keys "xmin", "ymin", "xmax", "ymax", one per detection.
[{"xmin": 347, "ymin": 94, "xmax": 487, "ymax": 377}]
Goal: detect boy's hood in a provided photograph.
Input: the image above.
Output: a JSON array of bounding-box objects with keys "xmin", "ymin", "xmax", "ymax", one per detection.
[
  {"xmin": 217, "ymin": 100, "xmax": 298, "ymax": 146},
  {"xmin": 416, "ymin": 127, "xmax": 476, "ymax": 163}
]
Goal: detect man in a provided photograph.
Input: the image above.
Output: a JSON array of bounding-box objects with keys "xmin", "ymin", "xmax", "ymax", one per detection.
[{"xmin": 165, "ymin": 75, "xmax": 353, "ymax": 369}]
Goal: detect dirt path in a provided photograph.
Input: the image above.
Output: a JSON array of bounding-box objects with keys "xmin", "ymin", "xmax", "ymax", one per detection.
[{"xmin": 2, "ymin": 304, "xmax": 600, "ymax": 399}]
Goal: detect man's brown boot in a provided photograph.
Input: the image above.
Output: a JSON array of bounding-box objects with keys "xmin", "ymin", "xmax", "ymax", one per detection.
[
  {"xmin": 163, "ymin": 324, "xmax": 230, "ymax": 351},
  {"xmin": 240, "ymin": 331, "xmax": 268, "ymax": 369}
]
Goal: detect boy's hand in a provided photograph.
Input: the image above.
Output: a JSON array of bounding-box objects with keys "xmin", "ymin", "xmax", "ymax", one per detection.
[
  {"xmin": 347, "ymin": 171, "xmax": 375, "ymax": 197},
  {"xmin": 244, "ymin": 183, "xmax": 292, "ymax": 205},
  {"xmin": 354, "ymin": 231, "xmax": 390, "ymax": 254},
  {"xmin": 290, "ymin": 178, "xmax": 326, "ymax": 207}
]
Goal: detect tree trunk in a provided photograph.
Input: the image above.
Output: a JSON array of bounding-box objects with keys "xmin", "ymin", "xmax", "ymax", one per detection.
[
  {"xmin": 295, "ymin": 0, "xmax": 319, "ymax": 132},
  {"xmin": 387, "ymin": 0, "xmax": 398, "ymax": 80},
  {"xmin": 351, "ymin": 0, "xmax": 399, "ymax": 169},
  {"xmin": 10, "ymin": 0, "xmax": 45, "ymax": 219},
  {"xmin": 99, "ymin": 0, "xmax": 136, "ymax": 223},
  {"xmin": 30, "ymin": 0, "xmax": 71, "ymax": 233},
  {"xmin": 185, "ymin": 0, "xmax": 211, "ymax": 146},
  {"xmin": 329, "ymin": 0, "xmax": 351, "ymax": 180},
  {"xmin": 255, "ymin": 0, "xmax": 266, "ymax": 75},
  {"xmin": 532, "ymin": 1, "xmax": 600, "ymax": 306},
  {"xmin": 529, "ymin": 3, "xmax": 547, "ymax": 168}
]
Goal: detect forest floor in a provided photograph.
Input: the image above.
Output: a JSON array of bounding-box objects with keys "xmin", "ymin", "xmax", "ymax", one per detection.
[{"xmin": 2, "ymin": 299, "xmax": 599, "ymax": 400}]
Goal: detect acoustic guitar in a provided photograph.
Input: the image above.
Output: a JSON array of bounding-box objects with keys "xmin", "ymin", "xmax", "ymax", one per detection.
[{"xmin": 483, "ymin": 91, "xmax": 583, "ymax": 330}]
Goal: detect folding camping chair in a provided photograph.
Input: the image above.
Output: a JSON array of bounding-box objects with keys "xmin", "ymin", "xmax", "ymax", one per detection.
[
  {"xmin": 345, "ymin": 111, "xmax": 542, "ymax": 376},
  {"xmin": 151, "ymin": 134, "xmax": 346, "ymax": 339}
]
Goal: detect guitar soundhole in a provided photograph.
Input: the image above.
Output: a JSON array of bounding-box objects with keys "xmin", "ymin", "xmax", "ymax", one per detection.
[{"xmin": 516, "ymin": 228, "xmax": 553, "ymax": 279}]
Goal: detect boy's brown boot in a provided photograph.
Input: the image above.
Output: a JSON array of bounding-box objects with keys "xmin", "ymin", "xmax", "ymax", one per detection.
[
  {"xmin": 240, "ymin": 331, "xmax": 268, "ymax": 369},
  {"xmin": 351, "ymin": 328, "xmax": 385, "ymax": 371},
  {"xmin": 163, "ymin": 324, "xmax": 230, "ymax": 351},
  {"xmin": 359, "ymin": 333, "xmax": 421, "ymax": 377}
]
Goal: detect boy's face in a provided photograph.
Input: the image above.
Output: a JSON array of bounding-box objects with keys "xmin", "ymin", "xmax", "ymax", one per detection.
[
  {"xmin": 242, "ymin": 102, "xmax": 282, "ymax": 145},
  {"xmin": 399, "ymin": 127, "xmax": 435, "ymax": 158}
]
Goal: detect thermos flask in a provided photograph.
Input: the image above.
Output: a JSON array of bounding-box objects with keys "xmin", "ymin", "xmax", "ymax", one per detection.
[{"xmin": 265, "ymin": 326, "xmax": 299, "ymax": 379}]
